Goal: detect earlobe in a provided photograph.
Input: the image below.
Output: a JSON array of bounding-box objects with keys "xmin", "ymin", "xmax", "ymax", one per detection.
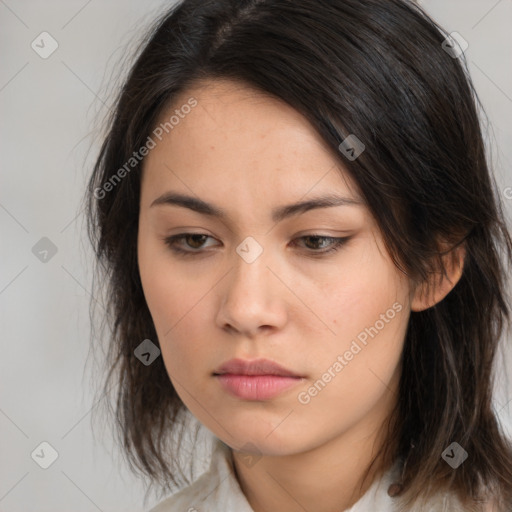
[{"xmin": 411, "ymin": 243, "xmax": 466, "ymax": 312}]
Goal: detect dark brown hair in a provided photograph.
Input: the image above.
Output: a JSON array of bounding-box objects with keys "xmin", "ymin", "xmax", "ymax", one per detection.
[{"xmin": 84, "ymin": 0, "xmax": 512, "ymax": 509}]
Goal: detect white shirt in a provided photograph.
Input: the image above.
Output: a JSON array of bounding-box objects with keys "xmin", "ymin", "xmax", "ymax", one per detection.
[{"xmin": 147, "ymin": 437, "xmax": 482, "ymax": 512}]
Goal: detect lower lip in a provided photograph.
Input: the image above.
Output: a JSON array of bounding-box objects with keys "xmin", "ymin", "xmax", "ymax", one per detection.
[{"xmin": 215, "ymin": 374, "xmax": 303, "ymax": 400}]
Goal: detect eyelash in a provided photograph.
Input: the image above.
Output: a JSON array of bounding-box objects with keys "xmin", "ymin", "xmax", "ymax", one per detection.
[{"xmin": 163, "ymin": 233, "xmax": 350, "ymax": 258}]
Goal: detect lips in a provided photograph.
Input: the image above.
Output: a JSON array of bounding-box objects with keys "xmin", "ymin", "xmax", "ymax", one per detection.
[
  {"xmin": 213, "ymin": 358, "xmax": 301, "ymax": 378},
  {"xmin": 213, "ymin": 358, "xmax": 304, "ymax": 400}
]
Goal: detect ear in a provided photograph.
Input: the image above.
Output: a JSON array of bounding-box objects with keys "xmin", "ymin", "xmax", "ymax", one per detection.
[{"xmin": 411, "ymin": 242, "xmax": 466, "ymax": 312}]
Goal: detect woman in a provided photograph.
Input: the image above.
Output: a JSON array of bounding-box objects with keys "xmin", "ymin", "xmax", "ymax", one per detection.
[{"xmin": 85, "ymin": 0, "xmax": 512, "ymax": 510}]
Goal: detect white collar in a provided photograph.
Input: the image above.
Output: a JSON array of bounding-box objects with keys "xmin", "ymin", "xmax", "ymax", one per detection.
[{"xmin": 148, "ymin": 437, "xmax": 402, "ymax": 511}]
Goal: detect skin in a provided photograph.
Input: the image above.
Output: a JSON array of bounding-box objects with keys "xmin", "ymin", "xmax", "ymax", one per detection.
[{"xmin": 137, "ymin": 79, "xmax": 463, "ymax": 512}]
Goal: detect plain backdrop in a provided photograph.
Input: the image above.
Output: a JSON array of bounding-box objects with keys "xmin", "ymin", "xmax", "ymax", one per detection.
[{"xmin": 1, "ymin": 1, "xmax": 512, "ymax": 511}]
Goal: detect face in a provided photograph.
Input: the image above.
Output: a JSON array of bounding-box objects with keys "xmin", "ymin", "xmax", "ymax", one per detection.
[{"xmin": 137, "ymin": 79, "xmax": 413, "ymax": 456}]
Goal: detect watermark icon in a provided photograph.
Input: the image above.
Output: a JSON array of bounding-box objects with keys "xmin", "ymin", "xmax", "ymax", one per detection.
[
  {"xmin": 338, "ymin": 134, "xmax": 365, "ymax": 161},
  {"xmin": 236, "ymin": 442, "xmax": 262, "ymax": 468},
  {"xmin": 31, "ymin": 31, "xmax": 59, "ymax": 59},
  {"xmin": 236, "ymin": 236, "xmax": 264, "ymax": 264},
  {"xmin": 31, "ymin": 441, "xmax": 59, "ymax": 469},
  {"xmin": 32, "ymin": 237, "xmax": 58, "ymax": 263},
  {"xmin": 441, "ymin": 442, "xmax": 468, "ymax": 469},
  {"xmin": 94, "ymin": 97, "xmax": 198, "ymax": 200},
  {"xmin": 298, "ymin": 301, "xmax": 403, "ymax": 404},
  {"xmin": 134, "ymin": 339, "xmax": 161, "ymax": 366},
  {"xmin": 504, "ymin": 187, "xmax": 512, "ymax": 200},
  {"xmin": 441, "ymin": 31, "xmax": 468, "ymax": 59}
]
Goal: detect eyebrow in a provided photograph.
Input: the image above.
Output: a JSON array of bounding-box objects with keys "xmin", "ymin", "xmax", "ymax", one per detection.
[{"xmin": 150, "ymin": 191, "xmax": 363, "ymax": 223}]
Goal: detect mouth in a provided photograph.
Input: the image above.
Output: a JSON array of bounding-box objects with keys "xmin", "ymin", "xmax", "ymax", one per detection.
[
  {"xmin": 213, "ymin": 358, "xmax": 302, "ymax": 377},
  {"xmin": 213, "ymin": 358, "xmax": 304, "ymax": 400}
]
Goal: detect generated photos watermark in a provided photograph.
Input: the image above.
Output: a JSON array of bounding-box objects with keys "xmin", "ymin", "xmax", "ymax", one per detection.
[
  {"xmin": 297, "ymin": 301, "xmax": 403, "ymax": 405},
  {"xmin": 94, "ymin": 97, "xmax": 198, "ymax": 200}
]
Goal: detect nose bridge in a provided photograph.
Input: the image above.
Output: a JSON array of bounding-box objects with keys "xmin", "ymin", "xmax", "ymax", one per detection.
[
  {"xmin": 229, "ymin": 235, "xmax": 273, "ymax": 303},
  {"xmin": 217, "ymin": 235, "xmax": 286, "ymax": 334}
]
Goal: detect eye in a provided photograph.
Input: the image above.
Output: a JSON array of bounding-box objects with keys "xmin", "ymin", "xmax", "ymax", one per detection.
[
  {"xmin": 164, "ymin": 233, "xmax": 217, "ymax": 255},
  {"xmin": 163, "ymin": 233, "xmax": 350, "ymax": 257},
  {"xmin": 290, "ymin": 235, "xmax": 350, "ymax": 255}
]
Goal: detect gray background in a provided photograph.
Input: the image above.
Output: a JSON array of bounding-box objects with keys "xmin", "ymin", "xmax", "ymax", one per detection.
[{"xmin": 1, "ymin": 1, "xmax": 511, "ymax": 510}]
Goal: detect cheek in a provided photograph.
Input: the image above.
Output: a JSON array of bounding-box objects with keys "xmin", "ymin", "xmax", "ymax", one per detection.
[
  {"xmin": 304, "ymin": 242, "xmax": 409, "ymax": 400},
  {"xmin": 320, "ymin": 241, "xmax": 409, "ymax": 340},
  {"xmin": 138, "ymin": 235, "xmax": 216, "ymax": 376},
  {"xmin": 296, "ymin": 297, "xmax": 407, "ymax": 443},
  {"xmin": 138, "ymin": 235, "xmax": 189, "ymax": 340}
]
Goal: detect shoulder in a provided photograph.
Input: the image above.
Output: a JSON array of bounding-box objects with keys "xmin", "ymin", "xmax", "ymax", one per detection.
[
  {"xmin": 147, "ymin": 470, "xmax": 219, "ymax": 512},
  {"xmin": 384, "ymin": 469, "xmax": 502, "ymax": 512},
  {"xmin": 395, "ymin": 490, "xmax": 502, "ymax": 512}
]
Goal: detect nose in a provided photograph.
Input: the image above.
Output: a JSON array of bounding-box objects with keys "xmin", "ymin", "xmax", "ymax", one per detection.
[{"xmin": 215, "ymin": 243, "xmax": 288, "ymax": 338}]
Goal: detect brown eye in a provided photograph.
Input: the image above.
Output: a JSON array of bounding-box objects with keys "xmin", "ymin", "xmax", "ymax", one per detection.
[
  {"xmin": 291, "ymin": 235, "xmax": 350, "ymax": 255},
  {"xmin": 164, "ymin": 233, "xmax": 217, "ymax": 255}
]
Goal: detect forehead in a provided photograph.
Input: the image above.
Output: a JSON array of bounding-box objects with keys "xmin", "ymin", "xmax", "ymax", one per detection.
[{"xmin": 141, "ymin": 79, "xmax": 360, "ymax": 206}]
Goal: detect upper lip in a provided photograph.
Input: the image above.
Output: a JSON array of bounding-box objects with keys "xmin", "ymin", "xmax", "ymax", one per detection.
[{"xmin": 214, "ymin": 358, "xmax": 302, "ymax": 377}]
